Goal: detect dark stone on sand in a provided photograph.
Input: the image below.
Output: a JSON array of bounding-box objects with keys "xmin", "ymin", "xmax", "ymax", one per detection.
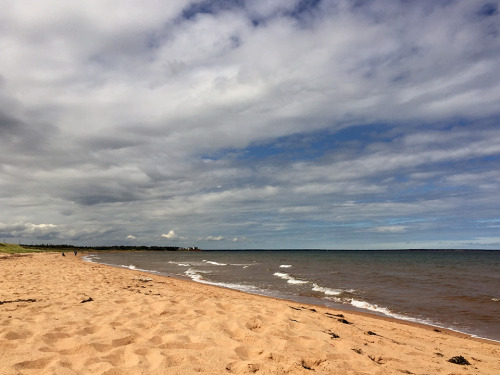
[
  {"xmin": 448, "ymin": 356, "xmax": 471, "ymax": 365},
  {"xmin": 81, "ymin": 297, "xmax": 94, "ymax": 303},
  {"xmin": 325, "ymin": 312, "xmax": 344, "ymax": 318},
  {"xmin": 434, "ymin": 329, "xmax": 441, "ymax": 332},
  {"xmin": 326, "ymin": 331, "xmax": 340, "ymax": 339},
  {"xmin": 338, "ymin": 318, "xmax": 352, "ymax": 325},
  {"xmin": 369, "ymin": 355, "xmax": 385, "ymax": 365},
  {"xmin": 366, "ymin": 331, "xmax": 377, "ymax": 336},
  {"xmin": 300, "ymin": 360, "xmax": 314, "ymax": 370}
]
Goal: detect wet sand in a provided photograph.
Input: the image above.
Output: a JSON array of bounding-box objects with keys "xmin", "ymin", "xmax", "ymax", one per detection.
[{"xmin": 1, "ymin": 252, "xmax": 498, "ymax": 374}]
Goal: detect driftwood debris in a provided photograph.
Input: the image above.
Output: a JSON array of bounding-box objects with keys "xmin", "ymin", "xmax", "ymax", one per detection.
[{"xmin": 0, "ymin": 298, "xmax": 36, "ymax": 305}]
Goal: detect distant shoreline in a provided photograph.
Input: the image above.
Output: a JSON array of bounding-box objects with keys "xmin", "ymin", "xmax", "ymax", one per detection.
[
  {"xmin": 2, "ymin": 242, "xmax": 500, "ymax": 254},
  {"xmin": 19, "ymin": 244, "xmax": 202, "ymax": 252}
]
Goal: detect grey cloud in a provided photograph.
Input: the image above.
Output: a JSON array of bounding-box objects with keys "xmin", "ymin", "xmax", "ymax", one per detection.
[
  {"xmin": 67, "ymin": 188, "xmax": 138, "ymax": 206},
  {"xmin": 0, "ymin": 111, "xmax": 23, "ymax": 144},
  {"xmin": 0, "ymin": 221, "xmax": 113, "ymax": 242},
  {"xmin": 82, "ymin": 134, "xmax": 145, "ymax": 152},
  {"xmin": 1, "ymin": 1, "xmax": 500, "ymax": 248}
]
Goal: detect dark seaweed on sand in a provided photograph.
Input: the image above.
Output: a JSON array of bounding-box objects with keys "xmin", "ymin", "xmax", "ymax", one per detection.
[{"xmin": 448, "ymin": 355, "xmax": 471, "ymax": 365}]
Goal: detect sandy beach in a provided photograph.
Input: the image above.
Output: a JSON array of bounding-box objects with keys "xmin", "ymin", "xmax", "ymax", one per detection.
[{"xmin": 1, "ymin": 253, "xmax": 498, "ymax": 375}]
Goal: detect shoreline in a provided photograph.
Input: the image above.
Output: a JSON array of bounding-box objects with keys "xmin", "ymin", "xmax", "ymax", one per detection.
[
  {"xmin": 84, "ymin": 252, "xmax": 500, "ymax": 344},
  {"xmin": 1, "ymin": 252, "xmax": 499, "ymax": 374}
]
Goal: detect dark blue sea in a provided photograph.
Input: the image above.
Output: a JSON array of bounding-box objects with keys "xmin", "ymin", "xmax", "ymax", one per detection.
[{"xmin": 84, "ymin": 250, "xmax": 500, "ymax": 342}]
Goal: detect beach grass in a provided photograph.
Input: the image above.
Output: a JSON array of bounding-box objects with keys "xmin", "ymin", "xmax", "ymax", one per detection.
[{"xmin": 0, "ymin": 243, "xmax": 43, "ymax": 253}]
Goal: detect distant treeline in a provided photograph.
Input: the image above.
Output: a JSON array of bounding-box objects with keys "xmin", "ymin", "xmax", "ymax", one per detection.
[{"xmin": 20, "ymin": 244, "xmax": 200, "ymax": 252}]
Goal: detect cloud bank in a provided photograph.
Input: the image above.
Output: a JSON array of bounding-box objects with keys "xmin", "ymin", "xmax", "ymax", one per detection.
[{"xmin": 1, "ymin": 1, "xmax": 499, "ymax": 249}]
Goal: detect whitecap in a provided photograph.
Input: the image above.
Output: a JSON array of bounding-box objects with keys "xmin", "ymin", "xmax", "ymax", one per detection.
[
  {"xmin": 81, "ymin": 255, "xmax": 95, "ymax": 263},
  {"xmin": 168, "ymin": 261, "xmax": 189, "ymax": 267},
  {"xmin": 273, "ymin": 272, "xmax": 308, "ymax": 285},
  {"xmin": 311, "ymin": 283, "xmax": 343, "ymax": 296},
  {"xmin": 230, "ymin": 263, "xmax": 255, "ymax": 267},
  {"xmin": 203, "ymin": 260, "xmax": 228, "ymax": 266},
  {"xmin": 350, "ymin": 299, "xmax": 394, "ymax": 316},
  {"xmin": 185, "ymin": 269, "xmax": 261, "ymax": 294},
  {"xmin": 347, "ymin": 299, "xmax": 436, "ymax": 327},
  {"xmin": 116, "ymin": 264, "xmax": 159, "ymax": 274},
  {"xmin": 185, "ymin": 268, "xmax": 206, "ymax": 282},
  {"xmin": 279, "ymin": 264, "xmax": 292, "ymax": 268}
]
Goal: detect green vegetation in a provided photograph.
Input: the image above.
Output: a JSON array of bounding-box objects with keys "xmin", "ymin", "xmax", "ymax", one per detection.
[
  {"xmin": 0, "ymin": 243, "xmax": 42, "ymax": 254},
  {"xmin": 24, "ymin": 244, "xmax": 199, "ymax": 252},
  {"xmin": 0, "ymin": 243, "xmax": 201, "ymax": 254}
]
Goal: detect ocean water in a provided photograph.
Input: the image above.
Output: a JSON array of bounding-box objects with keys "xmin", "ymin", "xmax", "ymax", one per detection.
[{"xmin": 84, "ymin": 250, "xmax": 500, "ymax": 342}]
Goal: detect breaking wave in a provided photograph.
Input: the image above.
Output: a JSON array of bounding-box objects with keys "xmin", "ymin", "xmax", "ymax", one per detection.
[
  {"xmin": 273, "ymin": 272, "xmax": 308, "ymax": 284},
  {"xmin": 311, "ymin": 283, "xmax": 343, "ymax": 296},
  {"xmin": 203, "ymin": 260, "xmax": 228, "ymax": 266},
  {"xmin": 185, "ymin": 268, "xmax": 262, "ymax": 294}
]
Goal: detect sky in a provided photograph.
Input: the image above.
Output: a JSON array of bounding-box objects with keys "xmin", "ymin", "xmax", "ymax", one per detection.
[{"xmin": 1, "ymin": 0, "xmax": 500, "ymax": 249}]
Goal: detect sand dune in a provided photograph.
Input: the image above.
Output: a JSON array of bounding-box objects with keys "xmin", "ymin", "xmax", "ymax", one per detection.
[{"xmin": 0, "ymin": 252, "xmax": 498, "ymax": 374}]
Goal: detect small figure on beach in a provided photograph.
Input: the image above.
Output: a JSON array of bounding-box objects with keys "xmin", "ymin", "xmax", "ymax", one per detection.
[
  {"xmin": 74, "ymin": 251, "xmax": 77, "ymax": 256},
  {"xmin": 62, "ymin": 252, "xmax": 65, "ymax": 256}
]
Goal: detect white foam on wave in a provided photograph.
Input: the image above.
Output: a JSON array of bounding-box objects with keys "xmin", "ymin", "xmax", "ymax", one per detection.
[
  {"xmin": 185, "ymin": 268, "xmax": 261, "ymax": 294},
  {"xmin": 346, "ymin": 298, "xmax": 437, "ymax": 327},
  {"xmin": 350, "ymin": 299, "xmax": 394, "ymax": 316},
  {"xmin": 81, "ymin": 255, "xmax": 97, "ymax": 263},
  {"xmin": 321, "ymin": 296, "xmax": 500, "ymax": 343},
  {"xmin": 168, "ymin": 261, "xmax": 190, "ymax": 267},
  {"xmin": 203, "ymin": 260, "xmax": 228, "ymax": 266},
  {"xmin": 81, "ymin": 255, "xmax": 158, "ymax": 274},
  {"xmin": 312, "ymin": 283, "xmax": 343, "ymax": 296},
  {"xmin": 492, "ymin": 298, "xmax": 500, "ymax": 302},
  {"xmin": 230, "ymin": 263, "xmax": 256, "ymax": 268},
  {"xmin": 116, "ymin": 264, "xmax": 159, "ymax": 274},
  {"xmin": 273, "ymin": 272, "xmax": 308, "ymax": 285},
  {"xmin": 185, "ymin": 268, "xmax": 205, "ymax": 282},
  {"xmin": 279, "ymin": 264, "xmax": 292, "ymax": 268}
]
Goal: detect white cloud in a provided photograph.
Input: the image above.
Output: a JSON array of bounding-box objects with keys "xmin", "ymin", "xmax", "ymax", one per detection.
[
  {"xmin": 205, "ymin": 235, "xmax": 225, "ymax": 241},
  {"xmin": 0, "ymin": 222, "xmax": 61, "ymax": 238},
  {"xmin": 371, "ymin": 226, "xmax": 407, "ymax": 233},
  {"xmin": 161, "ymin": 230, "xmax": 180, "ymax": 240},
  {"xmin": 0, "ymin": 221, "xmax": 117, "ymax": 242},
  {"xmin": 126, "ymin": 235, "xmax": 137, "ymax": 240},
  {"xmin": 232, "ymin": 237, "xmax": 250, "ymax": 243}
]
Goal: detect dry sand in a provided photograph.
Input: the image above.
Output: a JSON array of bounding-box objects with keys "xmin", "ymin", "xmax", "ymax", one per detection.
[{"xmin": 0, "ymin": 252, "xmax": 498, "ymax": 375}]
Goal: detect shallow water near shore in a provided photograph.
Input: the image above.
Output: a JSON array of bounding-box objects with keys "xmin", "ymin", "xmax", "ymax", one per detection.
[{"xmin": 85, "ymin": 250, "xmax": 500, "ymax": 342}]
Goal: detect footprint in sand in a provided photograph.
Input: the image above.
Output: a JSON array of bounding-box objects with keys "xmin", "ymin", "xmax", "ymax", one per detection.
[
  {"xmin": 245, "ymin": 317, "xmax": 263, "ymax": 331},
  {"xmin": 4, "ymin": 329, "xmax": 33, "ymax": 340},
  {"xmin": 226, "ymin": 361, "xmax": 260, "ymax": 373},
  {"xmin": 15, "ymin": 356, "xmax": 54, "ymax": 370},
  {"xmin": 111, "ymin": 335, "xmax": 136, "ymax": 347},
  {"xmin": 100, "ymin": 348, "xmax": 126, "ymax": 367},
  {"xmin": 42, "ymin": 331, "xmax": 72, "ymax": 345}
]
